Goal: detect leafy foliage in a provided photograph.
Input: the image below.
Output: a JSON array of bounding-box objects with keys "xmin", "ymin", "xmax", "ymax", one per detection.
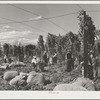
[
  {"xmin": 45, "ymin": 32, "xmax": 81, "ymax": 62},
  {"xmin": 37, "ymin": 35, "xmax": 45, "ymax": 61},
  {"xmin": 78, "ymin": 10, "xmax": 96, "ymax": 49},
  {"xmin": 3, "ymin": 43, "xmax": 9, "ymax": 57},
  {"xmin": 25, "ymin": 44, "xmax": 36, "ymax": 57},
  {"xmin": 46, "ymin": 33, "xmax": 57, "ymax": 56}
]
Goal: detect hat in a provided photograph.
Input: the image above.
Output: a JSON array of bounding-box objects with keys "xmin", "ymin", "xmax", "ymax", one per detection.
[
  {"xmin": 33, "ymin": 56, "xmax": 36, "ymax": 59},
  {"xmin": 67, "ymin": 50, "xmax": 71, "ymax": 54},
  {"xmin": 89, "ymin": 50, "xmax": 94, "ymax": 55},
  {"xmin": 80, "ymin": 61, "xmax": 84, "ymax": 65},
  {"xmin": 67, "ymin": 50, "xmax": 71, "ymax": 52},
  {"xmin": 90, "ymin": 50, "xmax": 93, "ymax": 53}
]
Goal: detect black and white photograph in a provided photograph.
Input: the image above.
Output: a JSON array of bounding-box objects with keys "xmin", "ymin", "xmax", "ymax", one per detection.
[{"xmin": 0, "ymin": 2, "xmax": 100, "ymax": 96}]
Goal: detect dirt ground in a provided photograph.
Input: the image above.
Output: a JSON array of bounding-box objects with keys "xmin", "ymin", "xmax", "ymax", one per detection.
[{"xmin": 0, "ymin": 58, "xmax": 100, "ymax": 91}]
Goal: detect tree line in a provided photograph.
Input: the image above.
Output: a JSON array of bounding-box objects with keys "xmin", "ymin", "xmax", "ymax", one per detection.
[{"xmin": 0, "ymin": 10, "xmax": 100, "ymax": 64}]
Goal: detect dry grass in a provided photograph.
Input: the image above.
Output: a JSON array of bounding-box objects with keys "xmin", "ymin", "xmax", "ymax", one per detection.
[{"xmin": 0, "ymin": 58, "xmax": 99, "ymax": 91}]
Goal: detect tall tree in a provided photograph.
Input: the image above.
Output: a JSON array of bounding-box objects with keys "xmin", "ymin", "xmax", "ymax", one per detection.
[
  {"xmin": 9, "ymin": 45, "xmax": 13, "ymax": 56},
  {"xmin": 37, "ymin": 35, "xmax": 45, "ymax": 61},
  {"xmin": 78, "ymin": 10, "xmax": 96, "ymax": 78},
  {"xmin": 46, "ymin": 33, "xmax": 56, "ymax": 56},
  {"xmin": 78, "ymin": 10, "xmax": 96, "ymax": 50},
  {"xmin": 3, "ymin": 43, "xmax": 9, "ymax": 57},
  {"xmin": 56, "ymin": 34, "xmax": 64, "ymax": 63},
  {"xmin": 25, "ymin": 44, "xmax": 36, "ymax": 57},
  {"xmin": 13, "ymin": 45, "xmax": 18, "ymax": 57},
  {"xmin": 0, "ymin": 42, "xmax": 3, "ymax": 57}
]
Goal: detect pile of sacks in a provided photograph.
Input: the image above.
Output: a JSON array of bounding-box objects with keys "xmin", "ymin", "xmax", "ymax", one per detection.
[
  {"xmin": 0, "ymin": 61, "xmax": 26, "ymax": 71},
  {"xmin": 3, "ymin": 70, "xmax": 46, "ymax": 88},
  {"xmin": 0, "ymin": 63, "xmax": 10, "ymax": 71},
  {"xmin": 9, "ymin": 61, "xmax": 26, "ymax": 68},
  {"xmin": 53, "ymin": 77, "xmax": 96, "ymax": 91}
]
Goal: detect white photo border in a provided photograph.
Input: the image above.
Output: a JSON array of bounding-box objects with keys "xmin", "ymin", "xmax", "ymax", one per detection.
[{"xmin": 0, "ymin": 1, "xmax": 99, "ymax": 99}]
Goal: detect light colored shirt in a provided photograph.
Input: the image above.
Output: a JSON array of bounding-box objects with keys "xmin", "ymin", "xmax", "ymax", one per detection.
[
  {"xmin": 53, "ymin": 53, "xmax": 57, "ymax": 58},
  {"xmin": 31, "ymin": 58, "xmax": 37, "ymax": 64}
]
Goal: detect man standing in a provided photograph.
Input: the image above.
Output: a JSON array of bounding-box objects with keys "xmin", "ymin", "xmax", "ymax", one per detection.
[
  {"xmin": 53, "ymin": 52, "xmax": 57, "ymax": 64},
  {"xmin": 88, "ymin": 51, "xmax": 98, "ymax": 80},
  {"xmin": 4, "ymin": 55, "xmax": 8, "ymax": 63},
  {"xmin": 31, "ymin": 56, "xmax": 37, "ymax": 71},
  {"xmin": 65, "ymin": 51, "xmax": 74, "ymax": 72},
  {"xmin": 43, "ymin": 51, "xmax": 48, "ymax": 66}
]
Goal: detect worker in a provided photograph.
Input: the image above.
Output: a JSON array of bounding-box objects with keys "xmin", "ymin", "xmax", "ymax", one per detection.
[
  {"xmin": 31, "ymin": 56, "xmax": 37, "ymax": 71},
  {"xmin": 65, "ymin": 50, "xmax": 74, "ymax": 72}
]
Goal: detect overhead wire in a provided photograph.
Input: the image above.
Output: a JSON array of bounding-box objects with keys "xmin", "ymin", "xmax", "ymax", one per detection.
[
  {"xmin": 0, "ymin": 12, "xmax": 78, "ymax": 25},
  {"xmin": 9, "ymin": 4, "xmax": 75, "ymax": 32},
  {"xmin": 0, "ymin": 15, "xmax": 48, "ymax": 34},
  {"xmin": 0, "ymin": 4, "xmax": 86, "ymax": 34},
  {"xmin": 3, "ymin": 4, "xmax": 100, "ymax": 33},
  {"xmin": 76, "ymin": 4, "xmax": 84, "ymax": 10}
]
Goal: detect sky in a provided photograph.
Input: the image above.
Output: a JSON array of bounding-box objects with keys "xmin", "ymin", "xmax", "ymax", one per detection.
[{"xmin": 0, "ymin": 4, "xmax": 100, "ymax": 45}]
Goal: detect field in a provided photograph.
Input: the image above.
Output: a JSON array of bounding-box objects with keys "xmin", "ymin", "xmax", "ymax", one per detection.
[{"xmin": 0, "ymin": 57, "xmax": 100, "ymax": 91}]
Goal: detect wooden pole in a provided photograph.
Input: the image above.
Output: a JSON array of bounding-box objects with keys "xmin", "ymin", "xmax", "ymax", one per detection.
[{"xmin": 83, "ymin": 11, "xmax": 88, "ymax": 78}]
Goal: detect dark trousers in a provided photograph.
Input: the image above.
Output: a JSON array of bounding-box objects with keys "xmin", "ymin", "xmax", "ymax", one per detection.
[
  {"xmin": 4, "ymin": 59, "xmax": 7, "ymax": 63},
  {"xmin": 66, "ymin": 59, "xmax": 74, "ymax": 72},
  {"xmin": 32, "ymin": 63, "xmax": 37, "ymax": 71},
  {"xmin": 88, "ymin": 65, "xmax": 94, "ymax": 80}
]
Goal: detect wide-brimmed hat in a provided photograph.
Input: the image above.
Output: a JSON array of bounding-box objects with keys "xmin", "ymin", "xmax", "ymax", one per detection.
[
  {"xmin": 88, "ymin": 50, "xmax": 94, "ymax": 56},
  {"xmin": 67, "ymin": 50, "xmax": 71, "ymax": 53},
  {"xmin": 33, "ymin": 56, "xmax": 36, "ymax": 59}
]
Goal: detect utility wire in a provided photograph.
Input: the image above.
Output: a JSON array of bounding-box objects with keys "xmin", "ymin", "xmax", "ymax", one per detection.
[
  {"xmin": 9, "ymin": 4, "xmax": 71, "ymax": 32},
  {"xmin": 76, "ymin": 5, "xmax": 100, "ymax": 13},
  {"xmin": 0, "ymin": 12, "xmax": 78, "ymax": 25},
  {"xmin": 46, "ymin": 12, "xmax": 78, "ymax": 19},
  {"xmin": 22, "ymin": 23, "xmax": 48, "ymax": 33},
  {"xmin": 9, "ymin": 4, "xmax": 39, "ymax": 17},
  {"xmin": 76, "ymin": 4, "xmax": 84, "ymax": 11},
  {"xmin": 48, "ymin": 19, "xmax": 67, "ymax": 32},
  {"xmin": 0, "ymin": 16, "xmax": 48, "ymax": 33}
]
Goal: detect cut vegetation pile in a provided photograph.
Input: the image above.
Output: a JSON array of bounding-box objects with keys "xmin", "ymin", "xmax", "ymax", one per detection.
[{"xmin": 0, "ymin": 59, "xmax": 99, "ymax": 91}]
